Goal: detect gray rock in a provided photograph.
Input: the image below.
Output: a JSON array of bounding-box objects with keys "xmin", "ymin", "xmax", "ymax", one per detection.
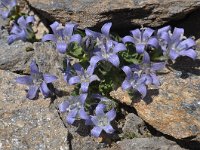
[
  {"xmin": 122, "ymin": 113, "xmax": 149, "ymax": 138},
  {"xmin": 21, "ymin": 0, "xmax": 200, "ymax": 29},
  {"xmin": 0, "ymin": 30, "xmax": 34, "ymax": 72},
  {"xmin": 117, "ymin": 137, "xmax": 183, "ymax": 150}
]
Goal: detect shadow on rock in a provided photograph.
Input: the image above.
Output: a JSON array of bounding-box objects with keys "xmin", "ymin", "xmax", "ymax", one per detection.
[{"xmin": 171, "ymin": 57, "xmax": 200, "ymax": 77}]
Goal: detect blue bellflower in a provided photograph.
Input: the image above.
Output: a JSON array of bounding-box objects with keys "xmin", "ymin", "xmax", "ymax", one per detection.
[
  {"xmin": 132, "ymin": 51, "xmax": 165, "ymax": 86},
  {"xmin": 16, "ymin": 60, "xmax": 57, "ymax": 99},
  {"xmin": 8, "ymin": 16, "xmax": 35, "ymax": 44},
  {"xmin": 0, "ymin": 0, "xmax": 17, "ymax": 19},
  {"xmin": 158, "ymin": 27, "xmax": 197, "ymax": 60},
  {"xmin": 58, "ymin": 94, "xmax": 91, "ymax": 125},
  {"xmin": 85, "ymin": 22, "xmax": 114, "ymax": 44},
  {"xmin": 123, "ymin": 28, "xmax": 158, "ymax": 54},
  {"xmin": 42, "ymin": 21, "xmax": 81, "ymax": 54},
  {"xmin": 68, "ymin": 63, "xmax": 100, "ymax": 93},
  {"xmin": 91, "ymin": 104, "xmax": 116, "ymax": 137},
  {"xmin": 122, "ymin": 66, "xmax": 147, "ymax": 98},
  {"xmin": 90, "ymin": 40, "xmax": 126, "ymax": 67}
]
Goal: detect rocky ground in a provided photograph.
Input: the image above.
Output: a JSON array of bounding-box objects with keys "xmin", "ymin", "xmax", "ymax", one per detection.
[{"xmin": 0, "ymin": 0, "xmax": 200, "ymax": 150}]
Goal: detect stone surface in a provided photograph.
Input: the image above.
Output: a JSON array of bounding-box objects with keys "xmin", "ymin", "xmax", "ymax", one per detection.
[
  {"xmin": 116, "ymin": 137, "xmax": 183, "ymax": 150},
  {"xmin": 110, "ymin": 57, "xmax": 200, "ymax": 141},
  {"xmin": 0, "ymin": 30, "xmax": 34, "ymax": 72},
  {"xmin": 122, "ymin": 113, "xmax": 149, "ymax": 138},
  {"xmin": 21, "ymin": 0, "xmax": 200, "ymax": 29}
]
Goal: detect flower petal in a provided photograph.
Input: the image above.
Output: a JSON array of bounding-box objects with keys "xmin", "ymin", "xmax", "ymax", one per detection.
[
  {"xmin": 16, "ymin": 76, "xmax": 33, "ymax": 85},
  {"xmin": 122, "ymin": 66, "xmax": 132, "ymax": 77},
  {"xmin": 151, "ymin": 62, "xmax": 165, "ymax": 71},
  {"xmin": 17, "ymin": 16, "xmax": 26, "ymax": 27},
  {"xmin": 91, "ymin": 126, "xmax": 102, "ymax": 137},
  {"xmin": 7, "ymin": 34, "xmax": 19, "ymax": 45},
  {"xmin": 143, "ymin": 51, "xmax": 150, "ymax": 64},
  {"xmin": 103, "ymin": 125, "xmax": 115, "ymax": 134},
  {"xmin": 95, "ymin": 104, "xmax": 106, "ymax": 116},
  {"xmin": 143, "ymin": 28, "xmax": 154, "ymax": 41},
  {"xmin": 101, "ymin": 22, "xmax": 112, "ymax": 37},
  {"xmin": 122, "ymin": 35, "xmax": 135, "ymax": 43},
  {"xmin": 80, "ymin": 82, "xmax": 90, "ymax": 93},
  {"xmin": 40, "ymin": 82, "xmax": 51, "ymax": 97},
  {"xmin": 130, "ymin": 29, "xmax": 141, "ymax": 41},
  {"xmin": 50, "ymin": 21, "xmax": 60, "ymax": 33},
  {"xmin": 136, "ymin": 84, "xmax": 147, "ymax": 98},
  {"xmin": 106, "ymin": 109, "xmax": 116, "ymax": 121},
  {"xmin": 56, "ymin": 42, "xmax": 67, "ymax": 54},
  {"xmin": 79, "ymin": 93, "xmax": 88, "ymax": 104},
  {"xmin": 30, "ymin": 60, "xmax": 39, "ymax": 74},
  {"xmin": 70, "ymin": 34, "xmax": 81, "ymax": 44},
  {"xmin": 121, "ymin": 79, "xmax": 132, "ymax": 90},
  {"xmin": 157, "ymin": 26, "xmax": 171, "ymax": 36},
  {"xmin": 135, "ymin": 44, "xmax": 145, "ymax": 54},
  {"xmin": 73, "ymin": 63, "xmax": 84, "ymax": 75},
  {"xmin": 43, "ymin": 74, "xmax": 57, "ymax": 83},
  {"xmin": 68, "ymin": 76, "xmax": 81, "ymax": 85},
  {"xmin": 27, "ymin": 86, "xmax": 38, "ymax": 99},
  {"xmin": 178, "ymin": 38, "xmax": 196, "ymax": 49},
  {"xmin": 113, "ymin": 43, "xmax": 126, "ymax": 53},
  {"xmin": 169, "ymin": 50, "xmax": 179, "ymax": 60},
  {"xmin": 90, "ymin": 56, "xmax": 103, "ymax": 66},
  {"xmin": 148, "ymin": 37, "xmax": 159, "ymax": 48},
  {"xmin": 42, "ymin": 34, "xmax": 57, "ymax": 42},
  {"xmin": 171, "ymin": 27, "xmax": 184, "ymax": 42},
  {"xmin": 26, "ymin": 16, "xmax": 35, "ymax": 24},
  {"xmin": 64, "ymin": 22, "xmax": 77, "ymax": 36},
  {"xmin": 79, "ymin": 108, "xmax": 89, "ymax": 120},
  {"xmin": 89, "ymin": 75, "xmax": 100, "ymax": 83},
  {"xmin": 179, "ymin": 49, "xmax": 197, "ymax": 60},
  {"xmin": 150, "ymin": 73, "xmax": 160, "ymax": 86},
  {"xmin": 85, "ymin": 28, "xmax": 100, "ymax": 38},
  {"xmin": 108, "ymin": 54, "xmax": 120, "ymax": 67},
  {"xmin": 58, "ymin": 101, "xmax": 69, "ymax": 112},
  {"xmin": 66, "ymin": 108, "xmax": 78, "ymax": 124},
  {"xmin": 86, "ymin": 65, "xmax": 96, "ymax": 76}
]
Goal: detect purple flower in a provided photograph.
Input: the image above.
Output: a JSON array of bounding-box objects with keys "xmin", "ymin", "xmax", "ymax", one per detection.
[
  {"xmin": 91, "ymin": 104, "xmax": 116, "ymax": 137},
  {"xmin": 122, "ymin": 28, "xmax": 158, "ymax": 54},
  {"xmin": 8, "ymin": 16, "xmax": 35, "ymax": 45},
  {"xmin": 85, "ymin": 22, "xmax": 113, "ymax": 42},
  {"xmin": 90, "ymin": 40, "xmax": 126, "ymax": 67},
  {"xmin": 16, "ymin": 60, "xmax": 57, "ymax": 99},
  {"xmin": 42, "ymin": 21, "xmax": 81, "ymax": 54},
  {"xmin": 132, "ymin": 51, "xmax": 165, "ymax": 86},
  {"xmin": 0, "ymin": 0, "xmax": 17, "ymax": 19},
  {"xmin": 68, "ymin": 63, "xmax": 100, "ymax": 93},
  {"xmin": 158, "ymin": 27, "xmax": 197, "ymax": 60},
  {"xmin": 122, "ymin": 66, "xmax": 147, "ymax": 98},
  {"xmin": 85, "ymin": 22, "xmax": 119, "ymax": 51},
  {"xmin": 58, "ymin": 94, "xmax": 91, "ymax": 124}
]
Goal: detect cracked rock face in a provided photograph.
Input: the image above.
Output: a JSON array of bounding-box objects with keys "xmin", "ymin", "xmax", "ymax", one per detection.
[
  {"xmin": 110, "ymin": 57, "xmax": 200, "ymax": 141},
  {"xmin": 20, "ymin": 0, "xmax": 200, "ymax": 29}
]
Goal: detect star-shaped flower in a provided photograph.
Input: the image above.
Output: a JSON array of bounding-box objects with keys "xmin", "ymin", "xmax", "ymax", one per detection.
[{"xmin": 16, "ymin": 60, "xmax": 57, "ymax": 99}]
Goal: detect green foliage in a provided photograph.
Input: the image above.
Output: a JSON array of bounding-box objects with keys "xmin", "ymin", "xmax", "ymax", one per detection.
[{"xmin": 119, "ymin": 43, "xmax": 142, "ymax": 65}]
